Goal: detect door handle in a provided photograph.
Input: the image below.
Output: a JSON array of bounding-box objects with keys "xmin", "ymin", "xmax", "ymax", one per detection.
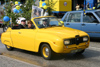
[
  {"xmin": 66, "ymin": 23, "xmax": 70, "ymax": 25},
  {"xmin": 18, "ymin": 32, "xmax": 21, "ymax": 34},
  {"xmin": 82, "ymin": 24, "xmax": 85, "ymax": 26}
]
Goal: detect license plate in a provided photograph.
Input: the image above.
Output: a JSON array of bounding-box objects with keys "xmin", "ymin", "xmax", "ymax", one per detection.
[{"xmin": 71, "ymin": 49, "xmax": 82, "ymax": 53}]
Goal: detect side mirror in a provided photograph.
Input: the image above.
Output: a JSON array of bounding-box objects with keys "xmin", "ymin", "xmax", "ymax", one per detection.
[
  {"xmin": 60, "ymin": 21, "xmax": 64, "ymax": 25},
  {"xmin": 84, "ymin": 13, "xmax": 86, "ymax": 15},
  {"xmin": 93, "ymin": 7, "xmax": 96, "ymax": 10},
  {"xmin": 83, "ymin": 10, "xmax": 86, "ymax": 16}
]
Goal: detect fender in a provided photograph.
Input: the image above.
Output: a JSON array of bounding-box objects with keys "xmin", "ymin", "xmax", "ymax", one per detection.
[
  {"xmin": 1, "ymin": 30, "xmax": 13, "ymax": 47},
  {"xmin": 34, "ymin": 38, "xmax": 64, "ymax": 53}
]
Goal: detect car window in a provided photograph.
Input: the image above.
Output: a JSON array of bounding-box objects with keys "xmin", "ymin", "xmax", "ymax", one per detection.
[
  {"xmin": 83, "ymin": 13, "xmax": 98, "ymax": 23},
  {"xmin": 67, "ymin": 13, "xmax": 81, "ymax": 22},
  {"xmin": 63, "ymin": 13, "xmax": 68, "ymax": 22},
  {"xmin": 34, "ymin": 17, "xmax": 62, "ymax": 28},
  {"xmin": 95, "ymin": 11, "xmax": 100, "ymax": 18}
]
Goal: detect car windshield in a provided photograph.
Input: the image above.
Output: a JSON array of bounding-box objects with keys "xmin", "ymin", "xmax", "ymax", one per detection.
[
  {"xmin": 34, "ymin": 17, "xmax": 62, "ymax": 29},
  {"xmin": 95, "ymin": 11, "xmax": 100, "ymax": 18}
]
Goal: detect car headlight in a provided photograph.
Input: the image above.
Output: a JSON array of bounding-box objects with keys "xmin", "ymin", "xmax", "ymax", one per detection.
[
  {"xmin": 64, "ymin": 40, "xmax": 70, "ymax": 45},
  {"xmin": 83, "ymin": 36, "xmax": 88, "ymax": 42}
]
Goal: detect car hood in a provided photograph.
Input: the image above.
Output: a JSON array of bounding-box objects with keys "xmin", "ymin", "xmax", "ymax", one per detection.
[{"xmin": 38, "ymin": 27, "xmax": 88, "ymax": 39}]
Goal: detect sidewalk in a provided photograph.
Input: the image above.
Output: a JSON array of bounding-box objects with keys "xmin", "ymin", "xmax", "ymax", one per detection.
[{"xmin": 0, "ymin": 55, "xmax": 40, "ymax": 67}]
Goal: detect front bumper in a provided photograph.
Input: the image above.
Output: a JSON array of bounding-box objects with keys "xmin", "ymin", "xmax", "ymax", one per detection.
[{"xmin": 63, "ymin": 42, "xmax": 89, "ymax": 53}]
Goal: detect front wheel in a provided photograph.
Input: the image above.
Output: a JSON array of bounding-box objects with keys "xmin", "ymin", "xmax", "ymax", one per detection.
[
  {"xmin": 3, "ymin": 26, "xmax": 8, "ymax": 32},
  {"xmin": 5, "ymin": 45, "xmax": 14, "ymax": 51},
  {"xmin": 41, "ymin": 44, "xmax": 54, "ymax": 60}
]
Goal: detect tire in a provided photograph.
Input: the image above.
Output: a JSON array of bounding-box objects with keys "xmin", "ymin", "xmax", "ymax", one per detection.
[
  {"xmin": 75, "ymin": 49, "xmax": 85, "ymax": 54},
  {"xmin": 5, "ymin": 45, "xmax": 14, "ymax": 51},
  {"xmin": 3, "ymin": 26, "xmax": 8, "ymax": 32},
  {"xmin": 41, "ymin": 44, "xmax": 54, "ymax": 60}
]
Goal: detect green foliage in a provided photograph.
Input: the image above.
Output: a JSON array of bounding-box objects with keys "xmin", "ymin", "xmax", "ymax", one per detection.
[
  {"xmin": 2, "ymin": 0, "xmax": 36, "ymax": 26},
  {"xmin": 21, "ymin": 0, "xmax": 36, "ymax": 20},
  {"xmin": 46, "ymin": 0, "xmax": 57, "ymax": 15}
]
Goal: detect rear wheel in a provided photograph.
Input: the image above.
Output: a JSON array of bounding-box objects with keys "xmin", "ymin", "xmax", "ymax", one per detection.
[
  {"xmin": 3, "ymin": 26, "xmax": 8, "ymax": 32},
  {"xmin": 5, "ymin": 45, "xmax": 14, "ymax": 51},
  {"xmin": 41, "ymin": 44, "xmax": 54, "ymax": 60},
  {"xmin": 75, "ymin": 49, "xmax": 85, "ymax": 54}
]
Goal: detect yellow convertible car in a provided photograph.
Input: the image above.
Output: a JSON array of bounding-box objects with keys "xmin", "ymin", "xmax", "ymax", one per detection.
[{"xmin": 1, "ymin": 16, "xmax": 90, "ymax": 60}]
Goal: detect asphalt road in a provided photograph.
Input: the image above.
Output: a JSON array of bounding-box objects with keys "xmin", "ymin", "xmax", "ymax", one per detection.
[{"xmin": 0, "ymin": 28, "xmax": 100, "ymax": 67}]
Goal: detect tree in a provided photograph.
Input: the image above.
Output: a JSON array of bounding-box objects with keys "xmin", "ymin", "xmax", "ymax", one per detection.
[
  {"xmin": 44, "ymin": 0, "xmax": 57, "ymax": 15},
  {"xmin": 2, "ymin": 0, "xmax": 36, "ymax": 26},
  {"xmin": 21, "ymin": 0, "xmax": 36, "ymax": 20}
]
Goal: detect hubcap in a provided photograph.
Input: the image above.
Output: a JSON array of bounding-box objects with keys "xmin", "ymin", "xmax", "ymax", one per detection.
[
  {"xmin": 4, "ymin": 27, "xmax": 8, "ymax": 32},
  {"xmin": 43, "ymin": 47, "xmax": 49, "ymax": 58},
  {"xmin": 7, "ymin": 45, "xmax": 10, "ymax": 48}
]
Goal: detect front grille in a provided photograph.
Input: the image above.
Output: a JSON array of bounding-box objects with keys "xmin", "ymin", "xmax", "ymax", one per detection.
[{"xmin": 69, "ymin": 36, "xmax": 87, "ymax": 45}]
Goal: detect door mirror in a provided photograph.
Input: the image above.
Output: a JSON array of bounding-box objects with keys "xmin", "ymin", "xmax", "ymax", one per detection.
[
  {"xmin": 83, "ymin": 10, "xmax": 86, "ymax": 16},
  {"xmin": 60, "ymin": 21, "xmax": 64, "ymax": 25}
]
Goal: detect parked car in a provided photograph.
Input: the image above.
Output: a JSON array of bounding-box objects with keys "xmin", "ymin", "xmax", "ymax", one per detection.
[
  {"xmin": 61, "ymin": 10, "xmax": 100, "ymax": 38},
  {"xmin": 1, "ymin": 16, "xmax": 90, "ymax": 60}
]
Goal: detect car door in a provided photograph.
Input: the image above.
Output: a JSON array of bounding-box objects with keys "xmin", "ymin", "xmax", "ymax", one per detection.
[
  {"xmin": 11, "ymin": 28, "xmax": 37, "ymax": 51},
  {"xmin": 63, "ymin": 12, "xmax": 82, "ymax": 30},
  {"xmin": 82, "ymin": 12, "xmax": 100, "ymax": 38}
]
